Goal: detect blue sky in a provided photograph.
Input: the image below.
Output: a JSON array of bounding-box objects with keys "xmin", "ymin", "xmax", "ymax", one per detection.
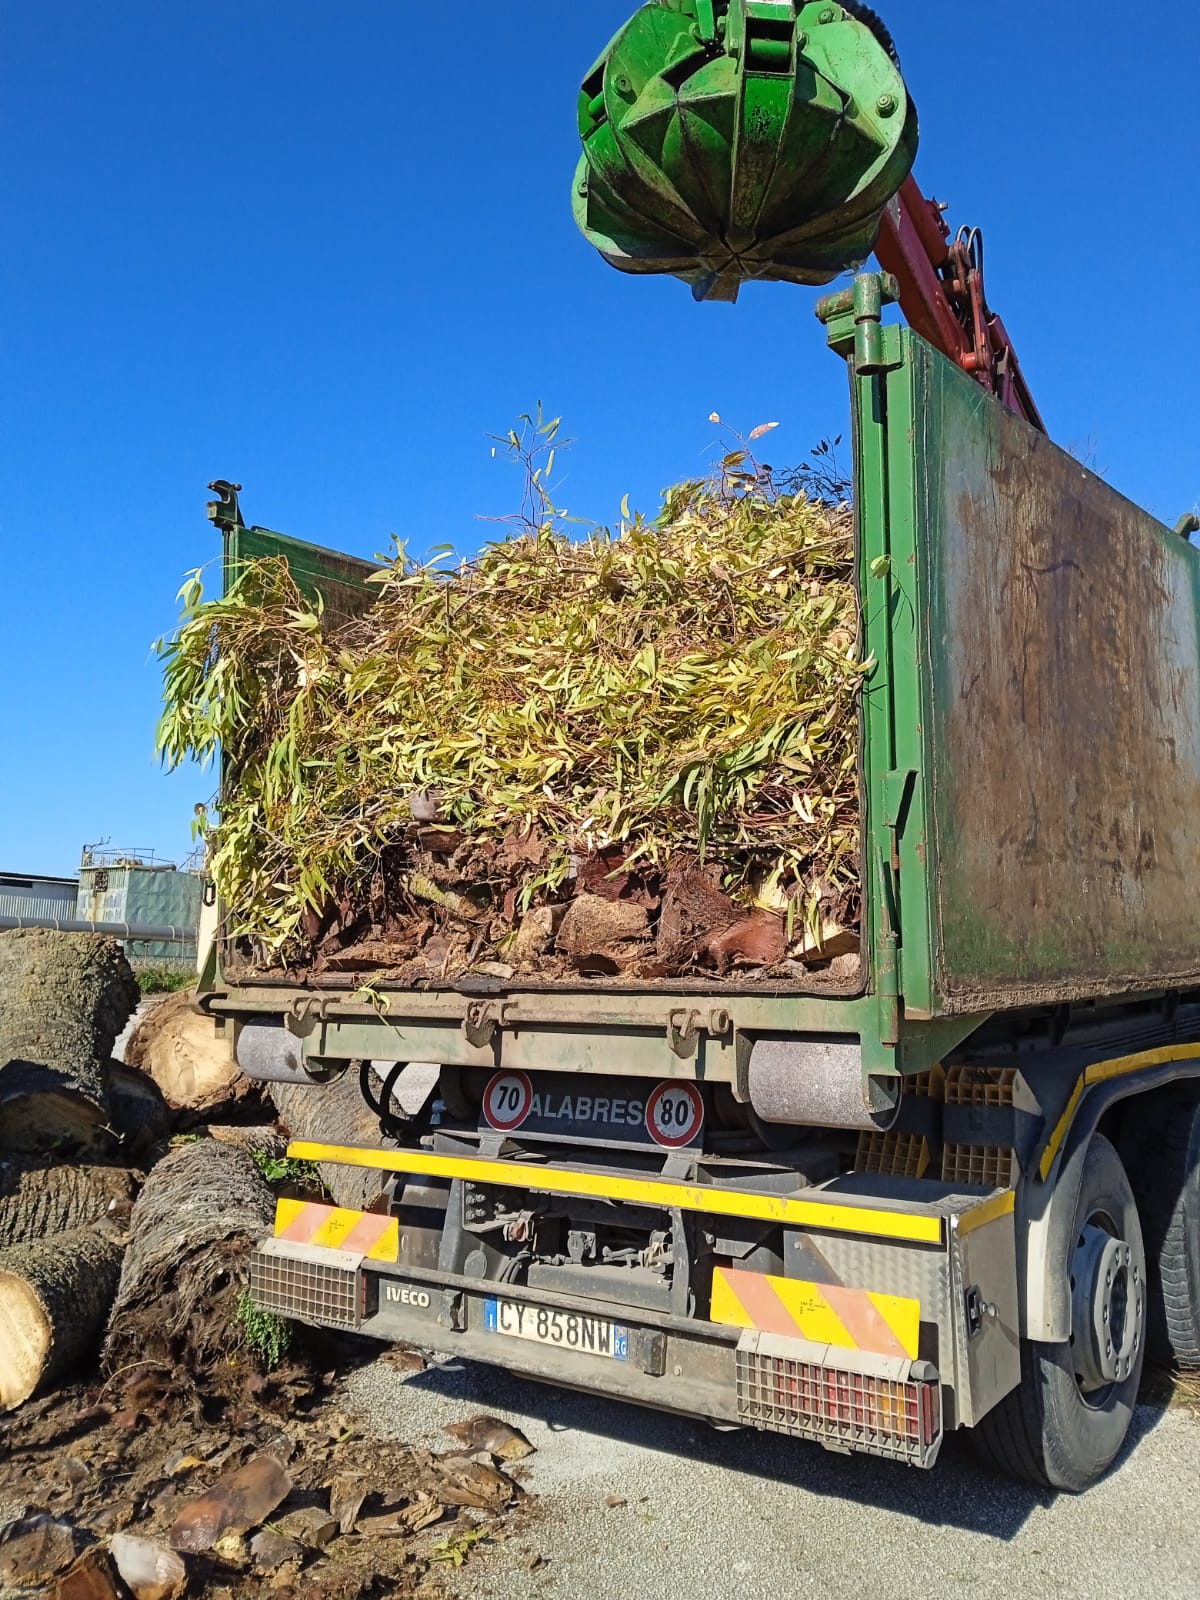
[{"xmin": 2, "ymin": 1, "xmax": 1197, "ymax": 877}]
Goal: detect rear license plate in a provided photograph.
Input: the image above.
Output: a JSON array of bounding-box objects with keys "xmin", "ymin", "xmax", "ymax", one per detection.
[{"xmin": 483, "ymin": 1298, "xmax": 629, "ymax": 1361}]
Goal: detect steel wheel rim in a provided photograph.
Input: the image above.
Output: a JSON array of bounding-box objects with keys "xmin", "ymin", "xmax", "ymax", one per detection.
[{"xmin": 1069, "ymin": 1206, "xmax": 1144, "ymax": 1401}]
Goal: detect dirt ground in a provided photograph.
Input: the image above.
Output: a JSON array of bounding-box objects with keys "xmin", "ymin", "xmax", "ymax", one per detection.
[{"xmin": 0, "ymin": 1344, "xmax": 539, "ymax": 1599}]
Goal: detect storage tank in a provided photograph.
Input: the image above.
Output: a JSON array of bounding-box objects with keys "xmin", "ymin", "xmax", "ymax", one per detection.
[{"xmin": 76, "ymin": 848, "xmax": 202, "ymax": 968}]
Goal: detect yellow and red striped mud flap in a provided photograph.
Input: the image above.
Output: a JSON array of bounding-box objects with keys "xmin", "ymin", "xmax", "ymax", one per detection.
[
  {"xmin": 274, "ymin": 1199, "xmax": 399, "ymax": 1264},
  {"xmin": 711, "ymin": 1267, "xmax": 920, "ymax": 1361}
]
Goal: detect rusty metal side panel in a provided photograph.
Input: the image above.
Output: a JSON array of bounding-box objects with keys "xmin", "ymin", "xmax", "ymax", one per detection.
[{"xmin": 911, "ymin": 337, "xmax": 1200, "ymax": 1012}]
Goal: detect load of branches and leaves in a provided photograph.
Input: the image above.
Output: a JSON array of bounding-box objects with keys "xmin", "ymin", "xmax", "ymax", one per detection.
[{"xmin": 157, "ymin": 415, "xmax": 867, "ymax": 986}]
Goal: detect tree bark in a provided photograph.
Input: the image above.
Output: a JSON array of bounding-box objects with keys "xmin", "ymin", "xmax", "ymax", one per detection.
[
  {"xmin": 124, "ymin": 990, "xmax": 243, "ymax": 1112},
  {"xmin": 0, "ymin": 1224, "xmax": 124, "ymax": 1410},
  {"xmin": 0, "ymin": 930, "xmax": 138, "ymax": 1102},
  {"xmin": 0, "ymin": 1157, "xmax": 137, "ymax": 1248},
  {"xmin": 0, "ymin": 930, "xmax": 139, "ymax": 1158},
  {"xmin": 270, "ymin": 1070, "xmax": 392, "ymax": 1212},
  {"xmin": 103, "ymin": 1139, "xmax": 274, "ymax": 1377}
]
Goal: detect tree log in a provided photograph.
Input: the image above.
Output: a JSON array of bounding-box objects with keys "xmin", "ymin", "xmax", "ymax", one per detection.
[
  {"xmin": 0, "ymin": 930, "xmax": 138, "ymax": 1100},
  {"xmin": 0, "ymin": 931, "xmax": 139, "ymax": 1158},
  {"xmin": 0, "ymin": 1157, "xmax": 137, "ymax": 1248},
  {"xmin": 270, "ymin": 1070, "xmax": 392, "ymax": 1212},
  {"xmin": 124, "ymin": 991, "xmax": 243, "ymax": 1112},
  {"xmin": 0, "ymin": 1224, "xmax": 124, "ymax": 1410},
  {"xmin": 103, "ymin": 1139, "xmax": 274, "ymax": 1376},
  {"xmin": 106, "ymin": 1062, "xmax": 172, "ymax": 1159},
  {"xmin": 0, "ymin": 1062, "xmax": 116, "ymax": 1158}
]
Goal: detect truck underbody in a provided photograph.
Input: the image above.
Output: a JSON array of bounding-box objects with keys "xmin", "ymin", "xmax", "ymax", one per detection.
[{"xmin": 221, "ymin": 979, "xmax": 1200, "ymax": 1483}]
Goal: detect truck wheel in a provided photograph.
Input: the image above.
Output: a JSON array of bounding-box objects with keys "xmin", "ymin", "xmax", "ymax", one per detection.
[
  {"xmin": 1123, "ymin": 1086, "xmax": 1200, "ymax": 1364},
  {"xmin": 974, "ymin": 1134, "xmax": 1146, "ymax": 1492}
]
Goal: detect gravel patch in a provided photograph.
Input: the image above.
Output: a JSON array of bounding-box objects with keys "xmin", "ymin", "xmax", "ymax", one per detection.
[{"xmin": 347, "ymin": 1355, "xmax": 1200, "ymax": 1600}]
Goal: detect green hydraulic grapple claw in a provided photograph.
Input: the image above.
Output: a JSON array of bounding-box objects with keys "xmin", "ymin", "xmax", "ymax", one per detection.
[{"xmin": 573, "ymin": 0, "xmax": 919, "ymax": 301}]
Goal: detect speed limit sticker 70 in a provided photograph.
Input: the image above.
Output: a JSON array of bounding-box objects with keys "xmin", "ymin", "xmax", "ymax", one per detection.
[
  {"xmin": 482, "ymin": 1071, "xmax": 533, "ymax": 1132},
  {"xmin": 645, "ymin": 1081, "xmax": 704, "ymax": 1148}
]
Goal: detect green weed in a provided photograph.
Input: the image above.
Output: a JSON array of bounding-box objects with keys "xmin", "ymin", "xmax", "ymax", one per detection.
[
  {"xmin": 251, "ymin": 1150, "xmax": 324, "ymax": 1190},
  {"xmin": 136, "ymin": 966, "xmax": 195, "ymax": 994},
  {"xmin": 236, "ymin": 1289, "xmax": 292, "ymax": 1369}
]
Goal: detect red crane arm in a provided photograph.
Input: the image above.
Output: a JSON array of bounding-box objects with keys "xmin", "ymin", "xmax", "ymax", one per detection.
[{"xmin": 875, "ymin": 176, "xmax": 1046, "ymax": 435}]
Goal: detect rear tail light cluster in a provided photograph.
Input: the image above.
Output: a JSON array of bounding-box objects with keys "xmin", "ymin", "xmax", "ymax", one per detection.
[
  {"xmin": 736, "ymin": 1346, "xmax": 943, "ymax": 1468},
  {"xmin": 250, "ymin": 1240, "xmax": 365, "ymax": 1331}
]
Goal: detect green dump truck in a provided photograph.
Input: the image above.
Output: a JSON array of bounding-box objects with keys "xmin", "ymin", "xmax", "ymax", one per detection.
[{"xmin": 201, "ymin": 2, "xmax": 1200, "ymax": 1491}]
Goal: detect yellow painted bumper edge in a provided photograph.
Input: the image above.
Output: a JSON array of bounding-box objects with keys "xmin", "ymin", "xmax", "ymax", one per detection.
[{"xmin": 287, "ymin": 1141, "xmax": 944, "ymax": 1246}]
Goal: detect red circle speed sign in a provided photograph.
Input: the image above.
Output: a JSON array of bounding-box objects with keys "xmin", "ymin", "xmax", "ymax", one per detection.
[
  {"xmin": 645, "ymin": 1081, "xmax": 704, "ymax": 1148},
  {"xmin": 482, "ymin": 1071, "xmax": 534, "ymax": 1132}
]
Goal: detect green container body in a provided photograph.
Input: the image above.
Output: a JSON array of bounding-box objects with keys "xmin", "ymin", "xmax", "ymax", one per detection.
[{"xmin": 214, "ymin": 296, "xmax": 1200, "ymax": 1086}]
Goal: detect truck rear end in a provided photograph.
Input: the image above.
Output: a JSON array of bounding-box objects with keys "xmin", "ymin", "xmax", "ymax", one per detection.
[{"xmin": 197, "ymin": 298, "xmax": 1200, "ymax": 1487}]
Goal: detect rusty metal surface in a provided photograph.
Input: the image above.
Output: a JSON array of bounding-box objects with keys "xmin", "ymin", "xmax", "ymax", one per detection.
[{"xmin": 916, "ymin": 342, "xmax": 1200, "ymax": 1011}]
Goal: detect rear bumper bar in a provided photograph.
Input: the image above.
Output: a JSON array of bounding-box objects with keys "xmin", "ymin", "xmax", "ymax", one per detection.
[{"xmin": 252, "ymin": 1238, "xmax": 945, "ymax": 1468}]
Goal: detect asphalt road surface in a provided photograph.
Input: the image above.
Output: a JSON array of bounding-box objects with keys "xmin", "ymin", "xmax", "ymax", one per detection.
[{"xmin": 347, "ymin": 1356, "xmax": 1200, "ymax": 1600}]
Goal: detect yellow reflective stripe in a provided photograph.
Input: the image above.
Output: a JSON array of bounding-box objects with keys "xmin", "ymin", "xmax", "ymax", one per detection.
[
  {"xmin": 274, "ymin": 1197, "xmax": 399, "ymax": 1262},
  {"xmin": 710, "ymin": 1267, "xmax": 921, "ymax": 1359},
  {"xmin": 1041, "ymin": 1080, "xmax": 1087, "ymax": 1182},
  {"xmin": 287, "ymin": 1141, "xmax": 944, "ymax": 1245},
  {"xmin": 863, "ymin": 1290, "xmax": 922, "ymax": 1358},
  {"xmin": 956, "ymin": 1187, "xmax": 1016, "ymax": 1237},
  {"xmin": 1038, "ymin": 1044, "xmax": 1200, "ymax": 1181}
]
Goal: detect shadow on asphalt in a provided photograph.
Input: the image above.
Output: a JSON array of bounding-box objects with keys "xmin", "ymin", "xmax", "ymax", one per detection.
[{"xmin": 397, "ymin": 1355, "xmax": 1170, "ymax": 1539}]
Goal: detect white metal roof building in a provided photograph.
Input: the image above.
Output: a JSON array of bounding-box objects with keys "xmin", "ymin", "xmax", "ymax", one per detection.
[{"xmin": 0, "ymin": 871, "xmax": 79, "ymax": 923}]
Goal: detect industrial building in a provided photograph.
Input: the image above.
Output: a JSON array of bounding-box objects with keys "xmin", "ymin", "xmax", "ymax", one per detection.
[
  {"xmin": 0, "ymin": 870, "xmax": 79, "ymax": 923},
  {"xmin": 76, "ymin": 848, "xmax": 203, "ymax": 968}
]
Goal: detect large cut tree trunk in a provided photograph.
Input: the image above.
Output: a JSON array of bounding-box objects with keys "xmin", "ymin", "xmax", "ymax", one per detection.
[
  {"xmin": 124, "ymin": 990, "xmax": 243, "ymax": 1112},
  {"xmin": 0, "ymin": 930, "xmax": 139, "ymax": 1157},
  {"xmin": 106, "ymin": 1062, "xmax": 172, "ymax": 1159},
  {"xmin": 0, "ymin": 1224, "xmax": 124, "ymax": 1410},
  {"xmin": 103, "ymin": 1139, "xmax": 274, "ymax": 1377},
  {"xmin": 0, "ymin": 1157, "xmax": 137, "ymax": 1247},
  {"xmin": 0, "ymin": 1062, "xmax": 115, "ymax": 1158},
  {"xmin": 271, "ymin": 1070, "xmax": 392, "ymax": 1212}
]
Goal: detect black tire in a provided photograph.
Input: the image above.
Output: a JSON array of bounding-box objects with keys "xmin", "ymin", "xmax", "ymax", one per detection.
[
  {"xmin": 974, "ymin": 1134, "xmax": 1146, "ymax": 1492},
  {"xmin": 1122, "ymin": 1086, "xmax": 1200, "ymax": 1365}
]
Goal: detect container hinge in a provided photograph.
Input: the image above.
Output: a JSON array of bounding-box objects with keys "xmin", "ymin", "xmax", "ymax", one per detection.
[
  {"xmin": 668, "ymin": 1007, "xmax": 733, "ymax": 1060},
  {"xmin": 462, "ymin": 1001, "xmax": 513, "ymax": 1050},
  {"xmin": 816, "ymin": 273, "xmax": 901, "ymax": 371},
  {"xmin": 881, "ymin": 769, "xmax": 918, "ymax": 869},
  {"xmin": 285, "ymin": 994, "xmax": 331, "ymax": 1037}
]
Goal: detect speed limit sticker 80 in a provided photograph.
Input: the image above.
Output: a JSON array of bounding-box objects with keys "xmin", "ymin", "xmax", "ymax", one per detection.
[{"xmin": 645, "ymin": 1081, "xmax": 704, "ymax": 1148}]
